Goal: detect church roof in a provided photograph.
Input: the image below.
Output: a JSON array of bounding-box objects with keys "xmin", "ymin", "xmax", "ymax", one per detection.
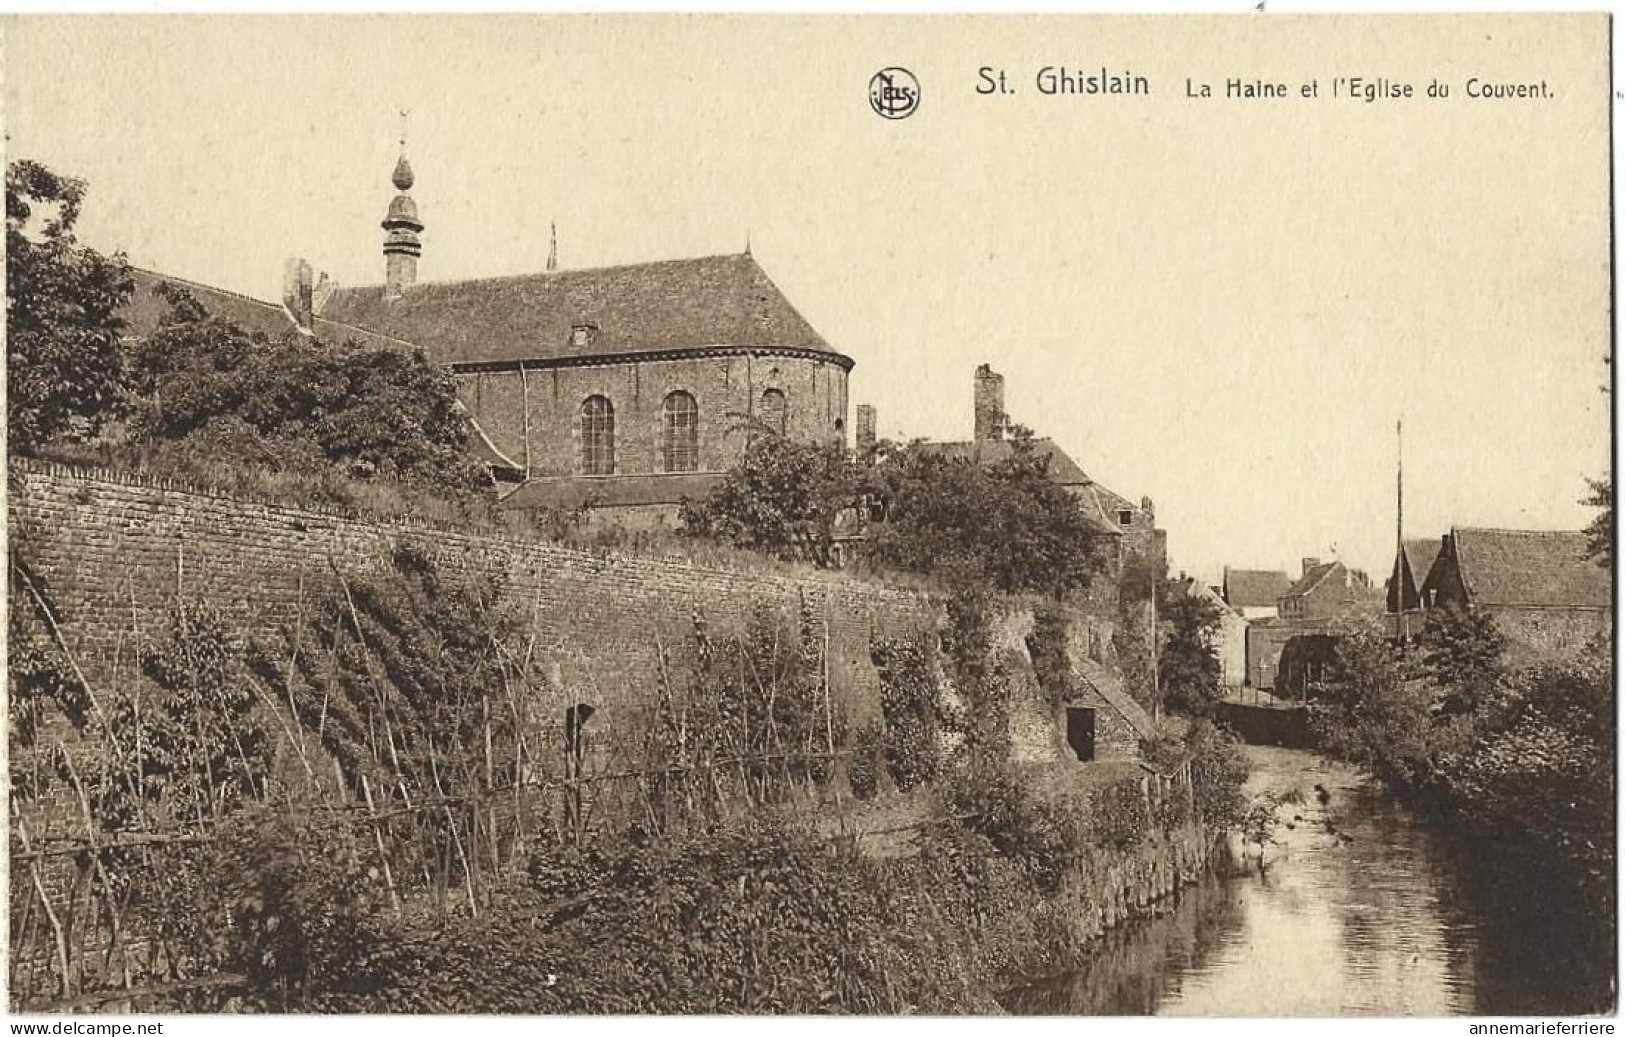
[
  {"xmin": 317, "ymin": 252, "xmax": 844, "ymax": 368},
  {"xmin": 1441, "ymin": 527, "xmax": 1610, "ymax": 609},
  {"xmin": 121, "ymin": 268, "xmax": 414, "ymax": 354}
]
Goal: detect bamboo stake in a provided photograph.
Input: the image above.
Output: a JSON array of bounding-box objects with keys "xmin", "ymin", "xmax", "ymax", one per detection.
[
  {"xmin": 17, "ymin": 816, "xmax": 73, "ymax": 999},
  {"xmin": 360, "ymin": 774, "xmax": 403, "ymax": 920},
  {"xmin": 428, "ymin": 744, "xmax": 478, "ymax": 916}
]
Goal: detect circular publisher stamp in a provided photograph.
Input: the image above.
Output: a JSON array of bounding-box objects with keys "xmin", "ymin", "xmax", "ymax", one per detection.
[{"xmin": 869, "ymin": 68, "xmax": 921, "ymax": 119}]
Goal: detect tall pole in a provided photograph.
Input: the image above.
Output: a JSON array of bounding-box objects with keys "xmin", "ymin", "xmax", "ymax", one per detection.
[
  {"xmin": 1397, "ymin": 417, "xmax": 1408, "ymax": 644},
  {"xmin": 1150, "ymin": 570, "xmax": 1159, "ymax": 722}
]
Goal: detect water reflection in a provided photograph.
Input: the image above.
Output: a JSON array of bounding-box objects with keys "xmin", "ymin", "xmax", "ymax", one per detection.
[{"xmin": 1003, "ymin": 747, "xmax": 1612, "ymax": 1016}]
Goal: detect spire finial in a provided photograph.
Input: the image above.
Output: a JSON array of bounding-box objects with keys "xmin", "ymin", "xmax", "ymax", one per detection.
[
  {"xmin": 744, "ymin": 228, "xmax": 752, "ymax": 256},
  {"xmin": 392, "ymin": 108, "xmax": 414, "ymax": 190},
  {"xmin": 547, "ymin": 220, "xmax": 558, "ymax": 272}
]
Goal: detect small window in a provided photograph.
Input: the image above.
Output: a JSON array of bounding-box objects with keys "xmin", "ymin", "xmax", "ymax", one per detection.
[
  {"xmin": 760, "ymin": 389, "xmax": 787, "ymax": 435},
  {"xmin": 1117, "ymin": 508, "xmax": 1134, "ymax": 526},
  {"xmin": 662, "ymin": 391, "xmax": 699, "ymax": 472},
  {"xmin": 581, "ymin": 395, "xmax": 614, "ymax": 475}
]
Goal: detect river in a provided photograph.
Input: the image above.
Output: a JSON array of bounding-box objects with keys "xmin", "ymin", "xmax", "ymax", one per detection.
[{"xmin": 1004, "ymin": 745, "xmax": 1614, "ymax": 1016}]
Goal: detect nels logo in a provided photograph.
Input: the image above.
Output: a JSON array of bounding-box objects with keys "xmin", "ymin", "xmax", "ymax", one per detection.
[{"xmin": 869, "ymin": 68, "xmax": 921, "ymax": 120}]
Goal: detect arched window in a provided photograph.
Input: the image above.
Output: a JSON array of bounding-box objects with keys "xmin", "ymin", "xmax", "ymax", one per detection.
[
  {"xmin": 661, "ymin": 391, "xmax": 699, "ymax": 472},
  {"xmin": 759, "ymin": 389, "xmax": 787, "ymax": 435},
  {"xmin": 581, "ymin": 395, "xmax": 614, "ymax": 475}
]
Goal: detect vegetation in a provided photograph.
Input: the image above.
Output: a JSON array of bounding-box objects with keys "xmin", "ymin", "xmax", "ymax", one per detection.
[
  {"xmin": 6, "ymin": 160, "xmax": 490, "ymax": 516},
  {"xmin": 684, "ymin": 427, "xmax": 1110, "ymax": 597},
  {"xmin": 6, "ymin": 160, "xmax": 134, "ymax": 452},
  {"xmin": 864, "ymin": 429, "xmax": 1109, "ymax": 596},
  {"xmin": 1156, "ymin": 580, "xmax": 1224, "ymax": 715},
  {"xmin": 1582, "ymin": 476, "xmax": 1611, "ymax": 568},
  {"xmin": 679, "ymin": 435, "xmax": 866, "ymax": 568},
  {"xmin": 1311, "ymin": 609, "xmax": 1614, "ymax": 922}
]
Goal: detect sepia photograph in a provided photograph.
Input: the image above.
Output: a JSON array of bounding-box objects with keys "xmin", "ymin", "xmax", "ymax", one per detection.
[{"xmin": 0, "ymin": 10, "xmax": 1615, "ymax": 1021}]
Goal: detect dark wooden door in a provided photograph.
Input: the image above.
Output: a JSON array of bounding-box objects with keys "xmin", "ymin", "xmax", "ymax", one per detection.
[{"xmin": 1066, "ymin": 706, "xmax": 1096, "ymax": 762}]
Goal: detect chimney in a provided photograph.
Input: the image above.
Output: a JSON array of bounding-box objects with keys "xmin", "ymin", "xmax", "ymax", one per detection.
[
  {"xmin": 973, "ymin": 364, "xmax": 1006, "ymax": 442},
  {"xmin": 1302, "ymin": 557, "xmax": 1321, "ymax": 578},
  {"xmin": 282, "ymin": 257, "xmax": 313, "ymax": 330},
  {"xmin": 855, "ymin": 404, "xmax": 877, "ymax": 454}
]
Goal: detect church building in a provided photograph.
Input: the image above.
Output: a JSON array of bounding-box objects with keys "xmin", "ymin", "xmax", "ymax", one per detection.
[{"xmin": 149, "ymin": 151, "xmax": 854, "ymax": 522}]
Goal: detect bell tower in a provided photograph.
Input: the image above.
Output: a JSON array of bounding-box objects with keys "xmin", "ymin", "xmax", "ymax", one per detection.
[{"xmin": 382, "ymin": 150, "xmax": 423, "ymax": 297}]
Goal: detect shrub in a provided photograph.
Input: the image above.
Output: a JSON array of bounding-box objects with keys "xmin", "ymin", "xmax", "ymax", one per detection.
[
  {"xmin": 1089, "ymin": 777, "xmax": 1151, "ymax": 851},
  {"xmin": 872, "ymin": 635, "xmax": 940, "ymax": 792},
  {"xmin": 940, "ymin": 758, "xmax": 1077, "ymax": 892},
  {"xmin": 1188, "ymin": 719, "xmax": 1249, "ymax": 830}
]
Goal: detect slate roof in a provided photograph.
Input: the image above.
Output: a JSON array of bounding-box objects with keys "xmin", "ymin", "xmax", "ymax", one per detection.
[
  {"xmin": 317, "ymin": 253, "xmax": 844, "ymax": 368},
  {"xmin": 121, "ymin": 268, "xmax": 414, "ymax": 354},
  {"xmin": 1445, "ymin": 527, "xmax": 1611, "ymax": 609},
  {"xmin": 1222, "ymin": 568, "xmax": 1293, "ymax": 609},
  {"xmin": 498, "ymin": 472, "xmax": 725, "ymax": 512}
]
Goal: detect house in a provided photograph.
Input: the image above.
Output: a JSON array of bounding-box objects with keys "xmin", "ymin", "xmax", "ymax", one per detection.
[
  {"xmin": 1169, "ymin": 573, "xmax": 1248, "ymax": 688},
  {"xmin": 1419, "ymin": 527, "xmax": 1611, "ymax": 663},
  {"xmin": 1385, "ymin": 536, "xmax": 1444, "ymax": 641},
  {"xmin": 1221, "ymin": 567, "xmax": 1292, "ymax": 620},
  {"xmin": 1247, "ymin": 558, "xmax": 1382, "ymax": 691},
  {"xmin": 1277, "ymin": 558, "xmax": 1379, "ymax": 618},
  {"xmin": 125, "ymin": 151, "xmax": 853, "ymax": 529}
]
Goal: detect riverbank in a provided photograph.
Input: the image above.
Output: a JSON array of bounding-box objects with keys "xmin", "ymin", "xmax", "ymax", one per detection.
[{"xmin": 1004, "ymin": 746, "xmax": 1614, "ymax": 1016}]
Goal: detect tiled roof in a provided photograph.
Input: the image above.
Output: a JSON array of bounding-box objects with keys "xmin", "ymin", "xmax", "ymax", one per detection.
[
  {"xmin": 1389, "ymin": 536, "xmax": 1444, "ymax": 610},
  {"xmin": 1403, "ymin": 537, "xmax": 1444, "ymax": 586},
  {"xmin": 498, "ymin": 472, "xmax": 725, "ymax": 512},
  {"xmin": 317, "ymin": 253, "xmax": 842, "ymax": 367},
  {"xmin": 121, "ymin": 268, "xmax": 415, "ymax": 354},
  {"xmin": 1448, "ymin": 527, "xmax": 1611, "ymax": 609},
  {"xmin": 1074, "ymin": 655, "xmax": 1158, "ymax": 742},
  {"xmin": 1282, "ymin": 561, "xmax": 1343, "ymax": 600},
  {"xmin": 916, "ymin": 438, "xmax": 1091, "ymax": 486},
  {"xmin": 1222, "ymin": 568, "xmax": 1293, "ymax": 608}
]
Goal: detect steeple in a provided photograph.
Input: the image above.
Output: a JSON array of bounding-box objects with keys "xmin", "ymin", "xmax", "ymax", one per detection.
[
  {"xmin": 547, "ymin": 221, "xmax": 558, "ymax": 272},
  {"xmin": 382, "ymin": 131, "xmax": 423, "ymax": 297}
]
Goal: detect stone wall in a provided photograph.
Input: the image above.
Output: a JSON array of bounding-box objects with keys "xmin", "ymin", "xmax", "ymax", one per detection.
[
  {"xmin": 990, "ymin": 602, "xmax": 1148, "ymax": 767},
  {"xmin": 1486, "ymin": 605, "xmax": 1611, "ymax": 666},
  {"xmin": 458, "ymin": 352, "xmax": 849, "ymax": 478},
  {"xmin": 7, "ymin": 461, "xmax": 932, "ymax": 773}
]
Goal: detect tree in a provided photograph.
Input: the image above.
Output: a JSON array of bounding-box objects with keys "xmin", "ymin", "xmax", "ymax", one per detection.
[
  {"xmin": 1157, "ymin": 582, "xmax": 1223, "ymax": 714},
  {"xmin": 679, "ymin": 434, "xmax": 866, "ymax": 567},
  {"xmin": 6, "ymin": 160, "xmax": 133, "ymax": 451},
  {"xmin": 1582, "ymin": 354, "xmax": 1611, "ymax": 566},
  {"xmin": 1582, "ymin": 476, "xmax": 1611, "ymax": 568},
  {"xmin": 1415, "ymin": 603, "xmax": 1506, "ymax": 717},
  {"xmin": 865, "ymin": 428, "xmax": 1109, "ymax": 595},
  {"xmin": 124, "ymin": 283, "xmax": 489, "ymax": 497},
  {"xmin": 1310, "ymin": 622, "xmax": 1447, "ymax": 792}
]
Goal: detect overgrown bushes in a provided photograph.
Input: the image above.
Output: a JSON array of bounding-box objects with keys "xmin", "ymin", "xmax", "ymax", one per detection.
[{"xmin": 1313, "ymin": 612, "xmax": 1614, "ymax": 923}]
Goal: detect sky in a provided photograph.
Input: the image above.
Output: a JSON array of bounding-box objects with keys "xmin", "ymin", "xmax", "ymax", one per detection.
[{"xmin": 3, "ymin": 14, "xmax": 1611, "ymax": 584}]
